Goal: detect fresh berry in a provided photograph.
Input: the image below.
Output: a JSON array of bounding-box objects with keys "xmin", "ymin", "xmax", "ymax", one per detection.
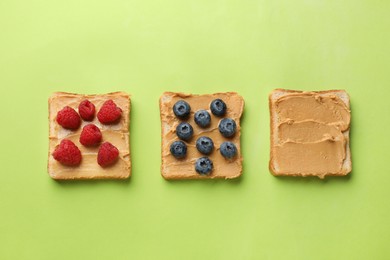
[
  {"xmin": 79, "ymin": 124, "xmax": 102, "ymax": 146},
  {"xmin": 195, "ymin": 157, "xmax": 213, "ymax": 175},
  {"xmin": 220, "ymin": 141, "xmax": 237, "ymax": 159},
  {"xmin": 194, "ymin": 110, "xmax": 211, "ymax": 128},
  {"xmin": 78, "ymin": 99, "xmax": 95, "ymax": 121},
  {"xmin": 196, "ymin": 136, "xmax": 214, "ymax": 155},
  {"xmin": 210, "ymin": 99, "xmax": 227, "ymax": 117},
  {"xmin": 170, "ymin": 141, "xmax": 187, "ymax": 159},
  {"xmin": 176, "ymin": 122, "xmax": 194, "ymax": 141},
  {"xmin": 173, "ymin": 100, "xmax": 191, "ymax": 119},
  {"xmin": 218, "ymin": 118, "xmax": 237, "ymax": 138},
  {"xmin": 52, "ymin": 139, "xmax": 82, "ymax": 166},
  {"xmin": 97, "ymin": 100, "xmax": 122, "ymax": 124},
  {"xmin": 97, "ymin": 142, "xmax": 119, "ymax": 167},
  {"xmin": 56, "ymin": 106, "xmax": 81, "ymax": 130}
]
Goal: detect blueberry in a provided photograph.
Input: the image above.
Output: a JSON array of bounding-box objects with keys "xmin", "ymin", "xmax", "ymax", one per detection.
[
  {"xmin": 173, "ymin": 100, "xmax": 191, "ymax": 119},
  {"xmin": 218, "ymin": 118, "xmax": 236, "ymax": 137},
  {"xmin": 196, "ymin": 136, "xmax": 214, "ymax": 155},
  {"xmin": 176, "ymin": 122, "xmax": 193, "ymax": 141},
  {"xmin": 195, "ymin": 157, "xmax": 213, "ymax": 175},
  {"xmin": 210, "ymin": 99, "xmax": 227, "ymax": 117},
  {"xmin": 170, "ymin": 141, "xmax": 187, "ymax": 159},
  {"xmin": 220, "ymin": 141, "xmax": 237, "ymax": 159},
  {"xmin": 194, "ymin": 110, "xmax": 211, "ymax": 128}
]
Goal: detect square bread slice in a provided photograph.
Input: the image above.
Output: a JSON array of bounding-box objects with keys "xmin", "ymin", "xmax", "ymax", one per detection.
[
  {"xmin": 269, "ymin": 89, "xmax": 351, "ymax": 178},
  {"xmin": 48, "ymin": 92, "xmax": 131, "ymax": 180},
  {"xmin": 160, "ymin": 92, "xmax": 244, "ymax": 179}
]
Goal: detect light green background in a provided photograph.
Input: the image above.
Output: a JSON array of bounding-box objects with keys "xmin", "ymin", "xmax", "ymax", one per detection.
[{"xmin": 1, "ymin": 0, "xmax": 389, "ymax": 259}]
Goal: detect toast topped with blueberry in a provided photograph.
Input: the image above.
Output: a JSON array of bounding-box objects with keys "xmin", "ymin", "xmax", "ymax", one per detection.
[{"xmin": 160, "ymin": 92, "xmax": 244, "ymax": 179}]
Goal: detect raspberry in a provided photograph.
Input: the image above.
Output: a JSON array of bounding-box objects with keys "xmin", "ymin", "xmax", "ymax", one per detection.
[
  {"xmin": 56, "ymin": 106, "xmax": 81, "ymax": 130},
  {"xmin": 79, "ymin": 124, "xmax": 102, "ymax": 146},
  {"xmin": 78, "ymin": 99, "xmax": 95, "ymax": 121},
  {"xmin": 97, "ymin": 142, "xmax": 119, "ymax": 167},
  {"xmin": 97, "ymin": 100, "xmax": 122, "ymax": 124},
  {"xmin": 52, "ymin": 139, "xmax": 82, "ymax": 166}
]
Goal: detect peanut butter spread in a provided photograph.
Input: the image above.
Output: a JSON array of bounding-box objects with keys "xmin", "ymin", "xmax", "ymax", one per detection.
[
  {"xmin": 272, "ymin": 92, "xmax": 351, "ymax": 177},
  {"xmin": 48, "ymin": 92, "xmax": 131, "ymax": 180},
  {"xmin": 160, "ymin": 92, "xmax": 244, "ymax": 179}
]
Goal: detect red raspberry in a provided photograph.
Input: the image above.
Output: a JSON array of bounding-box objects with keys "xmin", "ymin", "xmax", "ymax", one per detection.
[
  {"xmin": 97, "ymin": 142, "xmax": 119, "ymax": 167},
  {"xmin": 97, "ymin": 100, "xmax": 122, "ymax": 124},
  {"xmin": 78, "ymin": 99, "xmax": 95, "ymax": 121},
  {"xmin": 52, "ymin": 139, "xmax": 82, "ymax": 166},
  {"xmin": 79, "ymin": 124, "xmax": 102, "ymax": 146},
  {"xmin": 56, "ymin": 106, "xmax": 81, "ymax": 130}
]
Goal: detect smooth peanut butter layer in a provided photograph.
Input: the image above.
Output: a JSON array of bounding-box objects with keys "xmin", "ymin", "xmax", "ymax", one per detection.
[
  {"xmin": 48, "ymin": 92, "xmax": 131, "ymax": 180},
  {"xmin": 269, "ymin": 89, "xmax": 351, "ymax": 178},
  {"xmin": 276, "ymin": 93, "xmax": 351, "ymax": 131},
  {"xmin": 160, "ymin": 92, "xmax": 244, "ymax": 179}
]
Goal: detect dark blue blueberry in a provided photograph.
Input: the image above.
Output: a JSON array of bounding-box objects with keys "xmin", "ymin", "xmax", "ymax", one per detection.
[
  {"xmin": 210, "ymin": 99, "xmax": 227, "ymax": 117},
  {"xmin": 218, "ymin": 118, "xmax": 236, "ymax": 138},
  {"xmin": 170, "ymin": 141, "xmax": 187, "ymax": 159},
  {"xmin": 196, "ymin": 136, "xmax": 214, "ymax": 155},
  {"xmin": 195, "ymin": 157, "xmax": 213, "ymax": 175},
  {"xmin": 173, "ymin": 100, "xmax": 191, "ymax": 119},
  {"xmin": 220, "ymin": 141, "xmax": 237, "ymax": 159},
  {"xmin": 176, "ymin": 122, "xmax": 193, "ymax": 141},
  {"xmin": 194, "ymin": 110, "xmax": 211, "ymax": 128}
]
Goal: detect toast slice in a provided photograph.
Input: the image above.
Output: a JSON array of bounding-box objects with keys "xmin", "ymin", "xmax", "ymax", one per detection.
[
  {"xmin": 269, "ymin": 89, "xmax": 351, "ymax": 178},
  {"xmin": 48, "ymin": 92, "xmax": 131, "ymax": 180},
  {"xmin": 160, "ymin": 92, "xmax": 244, "ymax": 179}
]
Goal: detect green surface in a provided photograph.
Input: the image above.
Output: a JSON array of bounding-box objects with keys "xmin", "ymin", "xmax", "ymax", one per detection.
[{"xmin": 1, "ymin": 0, "xmax": 390, "ymax": 259}]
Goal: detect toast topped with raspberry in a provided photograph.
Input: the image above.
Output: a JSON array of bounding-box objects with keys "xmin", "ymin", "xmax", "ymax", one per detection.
[
  {"xmin": 160, "ymin": 92, "xmax": 244, "ymax": 179},
  {"xmin": 48, "ymin": 92, "xmax": 131, "ymax": 180}
]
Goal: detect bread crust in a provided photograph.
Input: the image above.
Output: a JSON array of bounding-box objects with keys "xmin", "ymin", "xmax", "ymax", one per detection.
[{"xmin": 269, "ymin": 89, "xmax": 351, "ymax": 178}]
